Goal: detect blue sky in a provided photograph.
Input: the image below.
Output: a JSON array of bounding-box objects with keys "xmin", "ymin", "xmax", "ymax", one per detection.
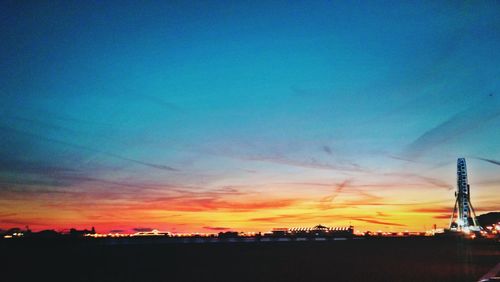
[{"xmin": 0, "ymin": 1, "xmax": 499, "ymax": 232}]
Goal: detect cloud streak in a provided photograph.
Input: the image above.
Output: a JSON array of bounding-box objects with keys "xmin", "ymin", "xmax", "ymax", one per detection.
[
  {"xmin": 322, "ymin": 145, "xmax": 333, "ymax": 155},
  {"xmin": 412, "ymin": 207, "xmax": 452, "ymax": 213},
  {"xmin": 0, "ymin": 126, "xmax": 178, "ymax": 171},
  {"xmin": 133, "ymin": 227, "xmax": 154, "ymax": 232},
  {"xmin": 351, "ymin": 218, "xmax": 406, "ymax": 227},
  {"xmin": 474, "ymin": 157, "xmax": 500, "ymax": 167},
  {"xmin": 318, "ymin": 180, "xmax": 351, "ymax": 210},
  {"xmin": 203, "ymin": 226, "xmax": 231, "ymax": 231},
  {"xmin": 242, "ymin": 155, "xmax": 364, "ymax": 172},
  {"xmin": 404, "ymin": 95, "xmax": 500, "ymax": 158}
]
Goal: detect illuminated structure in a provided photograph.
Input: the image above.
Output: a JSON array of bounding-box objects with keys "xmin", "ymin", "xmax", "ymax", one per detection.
[
  {"xmin": 288, "ymin": 225, "xmax": 353, "ymax": 235},
  {"xmin": 271, "ymin": 225, "xmax": 354, "ymax": 237},
  {"xmin": 449, "ymin": 158, "xmax": 481, "ymax": 232}
]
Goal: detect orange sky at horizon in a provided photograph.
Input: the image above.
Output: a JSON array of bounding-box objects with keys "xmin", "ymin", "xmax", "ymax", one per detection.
[
  {"xmin": 2, "ymin": 1, "xmax": 500, "ymax": 236},
  {"xmin": 2, "ymin": 177, "xmax": 497, "ymax": 234}
]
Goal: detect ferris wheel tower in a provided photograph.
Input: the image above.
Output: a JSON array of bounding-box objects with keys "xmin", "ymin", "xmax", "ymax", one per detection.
[{"xmin": 449, "ymin": 158, "xmax": 481, "ymax": 232}]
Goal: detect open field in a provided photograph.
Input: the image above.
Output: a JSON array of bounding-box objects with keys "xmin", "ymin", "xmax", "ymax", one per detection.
[{"xmin": 1, "ymin": 238, "xmax": 498, "ymax": 282}]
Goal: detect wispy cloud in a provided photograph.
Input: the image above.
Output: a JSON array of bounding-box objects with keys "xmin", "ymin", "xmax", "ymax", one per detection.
[
  {"xmin": 141, "ymin": 95, "xmax": 181, "ymax": 111},
  {"xmin": 474, "ymin": 157, "xmax": 500, "ymax": 166},
  {"xmin": 241, "ymin": 155, "xmax": 364, "ymax": 172},
  {"xmin": 2, "ymin": 114, "xmax": 79, "ymax": 134},
  {"xmin": 249, "ymin": 212, "xmax": 407, "ymax": 227},
  {"xmin": 403, "ymin": 95, "xmax": 500, "ymax": 158},
  {"xmin": 433, "ymin": 214, "xmax": 451, "ymax": 219},
  {"xmin": 0, "ymin": 213, "xmax": 18, "ymax": 218},
  {"xmin": 0, "ymin": 126, "xmax": 178, "ymax": 171},
  {"xmin": 351, "ymin": 218, "xmax": 406, "ymax": 227},
  {"xmin": 109, "ymin": 229, "xmax": 125, "ymax": 233},
  {"xmin": 412, "ymin": 207, "xmax": 452, "ymax": 213},
  {"xmin": 0, "ymin": 159, "xmax": 76, "ymax": 175},
  {"xmin": 473, "ymin": 205, "xmax": 500, "ymax": 213},
  {"xmin": 203, "ymin": 226, "xmax": 231, "ymax": 231},
  {"xmin": 376, "ymin": 211, "xmax": 389, "ymax": 217},
  {"xmin": 249, "ymin": 213, "xmax": 348, "ymax": 223},
  {"xmin": 29, "ymin": 184, "xmax": 297, "ymax": 215},
  {"xmin": 0, "ymin": 158, "xmax": 184, "ymax": 197},
  {"xmin": 138, "ymin": 197, "xmax": 298, "ymax": 213},
  {"xmin": 322, "ymin": 145, "xmax": 333, "ymax": 155},
  {"xmin": 318, "ymin": 180, "xmax": 351, "ymax": 210},
  {"xmin": 132, "ymin": 227, "xmax": 154, "ymax": 232},
  {"xmin": 382, "ymin": 172, "xmax": 453, "ymax": 190},
  {"xmin": 249, "ymin": 214, "xmax": 305, "ymax": 223}
]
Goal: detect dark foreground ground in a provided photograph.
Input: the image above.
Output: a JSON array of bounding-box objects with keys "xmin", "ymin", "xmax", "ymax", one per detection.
[{"xmin": 1, "ymin": 237, "xmax": 498, "ymax": 282}]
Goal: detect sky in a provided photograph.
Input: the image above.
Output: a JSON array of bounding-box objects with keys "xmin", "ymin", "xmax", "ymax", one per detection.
[{"xmin": 1, "ymin": 1, "xmax": 499, "ymax": 233}]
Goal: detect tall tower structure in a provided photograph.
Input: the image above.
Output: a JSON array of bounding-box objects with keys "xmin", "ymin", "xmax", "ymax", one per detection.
[{"xmin": 449, "ymin": 158, "xmax": 481, "ymax": 231}]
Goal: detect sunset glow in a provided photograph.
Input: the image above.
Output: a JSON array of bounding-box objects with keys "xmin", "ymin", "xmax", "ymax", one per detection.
[{"xmin": 1, "ymin": 1, "xmax": 499, "ymax": 234}]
